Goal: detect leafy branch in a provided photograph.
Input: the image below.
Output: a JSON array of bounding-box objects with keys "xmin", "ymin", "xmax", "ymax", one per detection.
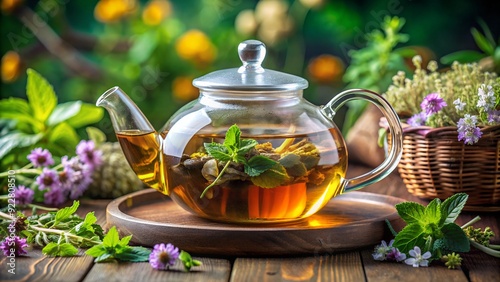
[{"xmin": 0, "ymin": 69, "xmax": 104, "ymax": 174}]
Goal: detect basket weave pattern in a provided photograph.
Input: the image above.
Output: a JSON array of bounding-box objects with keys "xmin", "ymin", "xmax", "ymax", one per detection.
[{"xmin": 398, "ymin": 124, "xmax": 500, "ymax": 207}]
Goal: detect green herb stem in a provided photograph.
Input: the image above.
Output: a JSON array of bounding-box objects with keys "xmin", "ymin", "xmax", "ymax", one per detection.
[
  {"xmin": 200, "ymin": 161, "xmax": 231, "ymax": 199},
  {"xmin": 0, "ymin": 211, "xmax": 15, "ymax": 221},
  {"xmin": 460, "ymin": 216, "xmax": 481, "ymax": 229},
  {"xmin": 0, "ymin": 168, "xmax": 42, "ymax": 178},
  {"xmin": 30, "ymin": 225, "xmax": 101, "ymax": 246},
  {"xmin": 29, "ymin": 204, "xmax": 59, "ymax": 212},
  {"xmin": 469, "ymin": 240, "xmax": 500, "ymax": 258}
]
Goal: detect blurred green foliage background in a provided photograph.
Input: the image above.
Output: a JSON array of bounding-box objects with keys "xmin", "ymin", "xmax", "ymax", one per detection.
[{"xmin": 1, "ymin": 0, "xmax": 499, "ymax": 139}]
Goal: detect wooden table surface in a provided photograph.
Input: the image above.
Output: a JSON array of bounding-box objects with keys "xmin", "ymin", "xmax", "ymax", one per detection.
[{"xmin": 1, "ymin": 164, "xmax": 499, "ymax": 282}]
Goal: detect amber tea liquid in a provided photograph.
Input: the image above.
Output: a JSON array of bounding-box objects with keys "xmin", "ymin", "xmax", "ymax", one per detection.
[{"xmin": 116, "ymin": 128, "xmax": 347, "ymax": 223}]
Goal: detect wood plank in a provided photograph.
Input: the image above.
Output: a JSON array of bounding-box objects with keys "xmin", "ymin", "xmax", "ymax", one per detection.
[
  {"xmin": 461, "ymin": 248, "xmax": 500, "ymax": 282},
  {"xmin": 230, "ymin": 252, "xmax": 365, "ymax": 282},
  {"xmin": 361, "ymin": 249, "xmax": 468, "ymax": 282},
  {"xmin": 0, "ymin": 200, "xmax": 110, "ymax": 281},
  {"xmin": 82, "ymin": 257, "xmax": 231, "ymax": 282},
  {"xmin": 0, "ymin": 249, "xmax": 94, "ymax": 282}
]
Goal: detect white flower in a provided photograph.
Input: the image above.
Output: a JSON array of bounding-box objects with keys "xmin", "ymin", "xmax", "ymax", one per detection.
[
  {"xmin": 453, "ymin": 98, "xmax": 466, "ymax": 111},
  {"xmin": 404, "ymin": 246, "xmax": 432, "ymax": 267},
  {"xmin": 477, "ymin": 84, "xmax": 496, "ymax": 111}
]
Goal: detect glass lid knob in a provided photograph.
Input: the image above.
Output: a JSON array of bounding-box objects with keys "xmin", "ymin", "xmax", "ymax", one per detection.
[{"xmin": 238, "ymin": 40, "xmax": 266, "ymax": 73}]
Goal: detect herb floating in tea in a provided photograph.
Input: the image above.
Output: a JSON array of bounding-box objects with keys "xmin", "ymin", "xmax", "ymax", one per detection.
[{"xmin": 200, "ymin": 124, "xmax": 286, "ymax": 198}]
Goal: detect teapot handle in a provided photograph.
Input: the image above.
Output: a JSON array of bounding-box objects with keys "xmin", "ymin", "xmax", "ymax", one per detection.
[{"xmin": 321, "ymin": 89, "xmax": 403, "ymax": 192}]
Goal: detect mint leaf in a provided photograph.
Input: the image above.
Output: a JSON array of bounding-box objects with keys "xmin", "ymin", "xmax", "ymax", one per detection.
[
  {"xmin": 204, "ymin": 143, "xmax": 231, "ymax": 161},
  {"xmin": 114, "ymin": 246, "xmax": 151, "ymax": 262},
  {"xmin": 74, "ymin": 212, "xmax": 96, "ymax": 234},
  {"xmin": 119, "ymin": 235, "xmax": 133, "ymax": 247},
  {"xmin": 85, "ymin": 245, "xmax": 107, "ymax": 257},
  {"xmin": 0, "ymin": 97, "xmax": 32, "ymax": 116},
  {"xmin": 245, "ymin": 155, "xmax": 277, "ymax": 177},
  {"xmin": 42, "ymin": 242, "xmax": 79, "ymax": 257},
  {"xmin": 250, "ymin": 163, "xmax": 289, "ymax": 188},
  {"xmin": 54, "ymin": 201, "xmax": 79, "ymax": 224},
  {"xmin": 95, "ymin": 253, "xmax": 113, "ymax": 263},
  {"xmin": 440, "ymin": 193, "xmax": 468, "ymax": 225},
  {"xmin": 0, "ymin": 131, "xmax": 43, "ymax": 159},
  {"xmin": 103, "ymin": 226, "xmax": 120, "ymax": 247},
  {"xmin": 26, "ymin": 68, "xmax": 57, "ymax": 122},
  {"xmin": 47, "ymin": 101, "xmax": 82, "ymax": 126},
  {"xmin": 47, "ymin": 122, "xmax": 80, "ymax": 149},
  {"xmin": 66, "ymin": 103, "xmax": 104, "ymax": 128},
  {"xmin": 223, "ymin": 124, "xmax": 241, "ymax": 151},
  {"xmin": 440, "ymin": 223, "xmax": 471, "ymax": 252},
  {"xmin": 239, "ymin": 139, "xmax": 258, "ymax": 154},
  {"xmin": 395, "ymin": 202, "xmax": 426, "ymax": 225},
  {"xmin": 393, "ymin": 223, "xmax": 427, "ymax": 254},
  {"xmin": 86, "ymin": 127, "xmax": 107, "ymax": 145},
  {"xmin": 279, "ymin": 154, "xmax": 308, "ymax": 177},
  {"xmin": 424, "ymin": 198, "xmax": 441, "ymax": 225}
]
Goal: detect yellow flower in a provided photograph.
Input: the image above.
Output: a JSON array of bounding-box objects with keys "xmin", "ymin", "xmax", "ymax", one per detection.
[
  {"xmin": 1, "ymin": 51, "xmax": 23, "ymax": 83},
  {"xmin": 175, "ymin": 30, "xmax": 216, "ymax": 66},
  {"xmin": 299, "ymin": 0, "xmax": 324, "ymax": 9},
  {"xmin": 94, "ymin": 0, "xmax": 137, "ymax": 24},
  {"xmin": 235, "ymin": 10, "xmax": 257, "ymax": 36},
  {"xmin": 307, "ymin": 54, "xmax": 345, "ymax": 84},
  {"xmin": 172, "ymin": 76, "xmax": 198, "ymax": 101},
  {"xmin": 1, "ymin": 0, "xmax": 23, "ymax": 13},
  {"xmin": 142, "ymin": 0, "xmax": 171, "ymax": 26}
]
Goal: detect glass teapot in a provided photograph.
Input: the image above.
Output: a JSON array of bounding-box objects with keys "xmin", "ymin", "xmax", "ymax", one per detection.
[{"xmin": 96, "ymin": 40, "xmax": 403, "ymax": 223}]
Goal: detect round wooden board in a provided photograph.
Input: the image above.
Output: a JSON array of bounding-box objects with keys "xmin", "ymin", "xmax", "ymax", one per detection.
[{"xmin": 107, "ymin": 189, "xmax": 405, "ymax": 256}]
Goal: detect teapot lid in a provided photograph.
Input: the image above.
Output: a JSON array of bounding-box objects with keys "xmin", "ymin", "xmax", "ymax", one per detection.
[{"xmin": 192, "ymin": 40, "xmax": 308, "ymax": 91}]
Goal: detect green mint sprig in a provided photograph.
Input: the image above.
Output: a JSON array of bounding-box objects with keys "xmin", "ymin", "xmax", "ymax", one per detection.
[
  {"xmin": 0, "ymin": 201, "xmax": 105, "ymax": 256},
  {"xmin": 200, "ymin": 124, "xmax": 284, "ymax": 198},
  {"xmin": 390, "ymin": 193, "xmax": 470, "ymax": 259},
  {"xmin": 85, "ymin": 226, "xmax": 151, "ymax": 263}
]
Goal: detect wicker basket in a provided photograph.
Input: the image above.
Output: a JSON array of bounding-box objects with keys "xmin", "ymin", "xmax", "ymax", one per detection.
[{"xmin": 395, "ymin": 124, "xmax": 500, "ymax": 209}]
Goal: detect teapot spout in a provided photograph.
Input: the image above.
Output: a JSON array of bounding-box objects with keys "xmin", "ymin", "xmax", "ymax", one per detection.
[
  {"xmin": 96, "ymin": 86, "xmax": 155, "ymax": 134},
  {"xmin": 96, "ymin": 87, "xmax": 168, "ymax": 195}
]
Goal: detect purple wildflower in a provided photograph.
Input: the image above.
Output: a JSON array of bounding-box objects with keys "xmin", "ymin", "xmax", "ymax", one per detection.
[
  {"xmin": 58, "ymin": 164, "xmax": 75, "ymax": 191},
  {"xmin": 386, "ymin": 247, "xmax": 407, "ymax": 262},
  {"xmin": 420, "ymin": 93, "xmax": 447, "ymax": 116},
  {"xmin": 27, "ymin": 148, "xmax": 54, "ymax": 167},
  {"xmin": 0, "ymin": 235, "xmax": 29, "ymax": 257},
  {"xmin": 457, "ymin": 114, "xmax": 483, "ymax": 145},
  {"xmin": 43, "ymin": 187, "xmax": 66, "ymax": 206},
  {"xmin": 14, "ymin": 185, "xmax": 34, "ymax": 206},
  {"xmin": 404, "ymin": 246, "xmax": 432, "ymax": 267},
  {"xmin": 372, "ymin": 240, "xmax": 405, "ymax": 262},
  {"xmin": 149, "ymin": 243, "xmax": 180, "ymax": 270},
  {"xmin": 477, "ymin": 84, "xmax": 496, "ymax": 111},
  {"xmin": 76, "ymin": 140, "xmax": 103, "ymax": 170},
  {"xmin": 487, "ymin": 110, "xmax": 500, "ymax": 124},
  {"xmin": 35, "ymin": 168, "xmax": 60, "ymax": 191},
  {"xmin": 407, "ymin": 112, "xmax": 427, "ymax": 126},
  {"xmin": 62, "ymin": 156, "xmax": 93, "ymax": 199}
]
